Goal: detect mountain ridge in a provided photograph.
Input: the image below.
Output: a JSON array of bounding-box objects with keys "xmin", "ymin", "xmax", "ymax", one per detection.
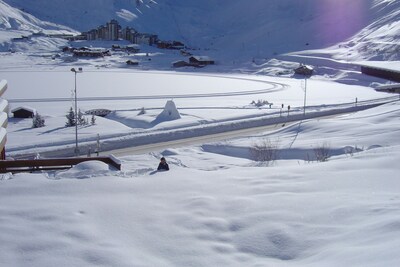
[{"xmin": 1, "ymin": 0, "xmax": 399, "ymax": 62}]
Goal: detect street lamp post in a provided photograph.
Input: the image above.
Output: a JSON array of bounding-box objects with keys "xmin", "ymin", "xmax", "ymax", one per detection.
[
  {"xmin": 71, "ymin": 67, "xmax": 83, "ymax": 156},
  {"xmin": 303, "ymin": 77, "xmax": 307, "ymax": 116}
]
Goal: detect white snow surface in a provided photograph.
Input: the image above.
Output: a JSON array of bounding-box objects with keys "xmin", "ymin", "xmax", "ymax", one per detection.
[
  {"xmin": 1, "ymin": 102, "xmax": 400, "ymax": 267},
  {"xmin": 0, "ymin": 0, "xmax": 400, "ymax": 266}
]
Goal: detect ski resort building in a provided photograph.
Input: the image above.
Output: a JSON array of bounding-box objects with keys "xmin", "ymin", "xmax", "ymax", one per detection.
[
  {"xmin": 361, "ymin": 65, "xmax": 400, "ymax": 82},
  {"xmin": 294, "ymin": 64, "xmax": 314, "ymax": 76},
  {"xmin": 376, "ymin": 83, "xmax": 400, "ymax": 93},
  {"xmin": 189, "ymin": 56, "xmax": 215, "ymax": 66},
  {"xmin": 83, "ymin": 20, "xmax": 158, "ymax": 45}
]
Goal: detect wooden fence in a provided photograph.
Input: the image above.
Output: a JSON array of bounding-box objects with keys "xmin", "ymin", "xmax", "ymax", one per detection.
[{"xmin": 0, "ymin": 156, "xmax": 121, "ymax": 173}]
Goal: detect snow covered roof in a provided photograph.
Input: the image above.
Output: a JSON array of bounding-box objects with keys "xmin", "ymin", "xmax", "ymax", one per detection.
[
  {"xmin": 11, "ymin": 106, "xmax": 36, "ymax": 113},
  {"xmin": 190, "ymin": 56, "xmax": 213, "ymax": 62},
  {"xmin": 376, "ymin": 83, "xmax": 400, "ymax": 90},
  {"xmin": 126, "ymin": 44, "xmax": 140, "ymax": 48},
  {"xmin": 295, "ymin": 64, "xmax": 313, "ymax": 71}
]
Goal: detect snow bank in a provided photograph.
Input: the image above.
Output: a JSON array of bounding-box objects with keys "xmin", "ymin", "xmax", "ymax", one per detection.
[
  {"xmin": 54, "ymin": 161, "xmax": 115, "ymax": 179},
  {"xmin": 1, "ymin": 145, "xmax": 399, "ymax": 266}
]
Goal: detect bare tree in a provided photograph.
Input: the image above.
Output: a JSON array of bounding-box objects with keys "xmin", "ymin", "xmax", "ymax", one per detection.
[
  {"xmin": 249, "ymin": 138, "xmax": 280, "ymax": 165},
  {"xmin": 313, "ymin": 142, "xmax": 331, "ymax": 162}
]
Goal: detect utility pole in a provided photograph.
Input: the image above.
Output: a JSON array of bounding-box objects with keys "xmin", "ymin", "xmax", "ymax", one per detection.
[
  {"xmin": 71, "ymin": 67, "xmax": 83, "ymax": 156},
  {"xmin": 304, "ymin": 77, "xmax": 307, "ymax": 116}
]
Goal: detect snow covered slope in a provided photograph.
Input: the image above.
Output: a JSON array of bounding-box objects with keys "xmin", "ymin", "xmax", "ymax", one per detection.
[
  {"xmin": 3, "ymin": 0, "xmax": 400, "ymax": 61},
  {"xmin": 289, "ymin": 0, "xmax": 400, "ymax": 61},
  {"xmin": 0, "ymin": 0, "xmax": 77, "ymax": 51},
  {"xmin": 0, "ymin": 0, "xmax": 75, "ymax": 34}
]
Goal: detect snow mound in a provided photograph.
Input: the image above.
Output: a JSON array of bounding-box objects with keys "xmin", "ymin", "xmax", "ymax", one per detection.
[
  {"xmin": 55, "ymin": 161, "xmax": 114, "ymax": 179},
  {"xmin": 232, "ymin": 222, "xmax": 303, "ymax": 260},
  {"xmin": 160, "ymin": 149, "xmax": 179, "ymax": 156},
  {"xmin": 0, "ymin": 172, "xmax": 13, "ymax": 180},
  {"xmin": 155, "ymin": 100, "xmax": 181, "ymax": 123}
]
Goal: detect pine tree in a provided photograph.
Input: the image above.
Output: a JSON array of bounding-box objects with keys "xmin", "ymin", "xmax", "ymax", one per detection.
[
  {"xmin": 77, "ymin": 109, "xmax": 87, "ymax": 126},
  {"xmin": 91, "ymin": 114, "xmax": 96, "ymax": 125},
  {"xmin": 32, "ymin": 112, "xmax": 45, "ymax": 128},
  {"xmin": 65, "ymin": 107, "xmax": 76, "ymax": 127}
]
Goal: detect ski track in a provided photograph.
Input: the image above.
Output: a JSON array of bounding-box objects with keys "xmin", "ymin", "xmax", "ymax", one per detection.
[{"xmin": 7, "ymin": 72, "xmax": 286, "ymax": 103}]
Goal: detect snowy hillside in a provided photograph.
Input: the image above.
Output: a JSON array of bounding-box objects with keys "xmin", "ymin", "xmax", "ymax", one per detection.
[
  {"xmin": 0, "ymin": 0, "xmax": 75, "ymax": 34},
  {"xmin": 0, "ymin": 0, "xmax": 77, "ymax": 51},
  {"xmin": 3, "ymin": 0, "xmax": 400, "ymax": 61},
  {"xmin": 289, "ymin": 0, "xmax": 400, "ymax": 61}
]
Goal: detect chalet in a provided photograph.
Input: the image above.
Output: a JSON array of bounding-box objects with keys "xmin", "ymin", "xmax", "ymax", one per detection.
[
  {"xmin": 85, "ymin": 109, "xmax": 112, "ymax": 117},
  {"xmin": 170, "ymin": 41, "xmax": 185, "ymax": 50},
  {"xmin": 126, "ymin": 59, "xmax": 139, "ymax": 66},
  {"xmin": 376, "ymin": 83, "xmax": 400, "ymax": 94},
  {"xmin": 157, "ymin": 41, "xmax": 185, "ymax": 50},
  {"xmin": 51, "ymin": 34, "xmax": 86, "ymax": 41},
  {"xmin": 126, "ymin": 44, "xmax": 140, "ymax": 53},
  {"xmin": 172, "ymin": 60, "xmax": 189, "ymax": 68},
  {"xmin": 360, "ymin": 65, "xmax": 400, "ymax": 82},
  {"xmin": 32, "ymin": 31, "xmax": 46, "ymax": 37},
  {"xmin": 189, "ymin": 56, "xmax": 215, "ymax": 66},
  {"xmin": 12, "ymin": 35, "xmax": 30, "ymax": 42},
  {"xmin": 112, "ymin": 44, "xmax": 123, "ymax": 51},
  {"xmin": 294, "ymin": 64, "xmax": 314, "ymax": 76},
  {"xmin": 180, "ymin": 50, "xmax": 192, "ymax": 56},
  {"xmin": 11, "ymin": 106, "xmax": 36, "ymax": 118},
  {"xmin": 62, "ymin": 46, "xmax": 75, "ymax": 53},
  {"xmin": 73, "ymin": 49, "xmax": 111, "ymax": 58}
]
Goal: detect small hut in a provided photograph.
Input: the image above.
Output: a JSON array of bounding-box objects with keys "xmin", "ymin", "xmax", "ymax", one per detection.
[
  {"xmin": 189, "ymin": 56, "xmax": 215, "ymax": 66},
  {"xmin": 376, "ymin": 83, "xmax": 400, "ymax": 93},
  {"xmin": 12, "ymin": 106, "xmax": 36, "ymax": 118},
  {"xmin": 172, "ymin": 60, "xmax": 189, "ymax": 68},
  {"xmin": 294, "ymin": 64, "xmax": 314, "ymax": 76},
  {"xmin": 126, "ymin": 59, "xmax": 139, "ymax": 66},
  {"xmin": 126, "ymin": 44, "xmax": 140, "ymax": 53}
]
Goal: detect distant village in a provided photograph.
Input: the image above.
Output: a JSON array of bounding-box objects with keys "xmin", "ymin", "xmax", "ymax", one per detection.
[
  {"xmin": 13, "ymin": 19, "xmax": 216, "ymax": 67},
  {"xmin": 83, "ymin": 19, "xmax": 159, "ymax": 46}
]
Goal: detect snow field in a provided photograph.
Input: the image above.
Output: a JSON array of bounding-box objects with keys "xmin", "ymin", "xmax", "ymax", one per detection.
[
  {"xmin": 1, "ymin": 102, "xmax": 400, "ymax": 266},
  {"xmin": 1, "ymin": 139, "xmax": 399, "ymax": 266}
]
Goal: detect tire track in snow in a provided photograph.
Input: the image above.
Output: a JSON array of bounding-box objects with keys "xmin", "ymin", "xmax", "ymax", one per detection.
[{"xmin": 8, "ymin": 73, "xmax": 287, "ymax": 103}]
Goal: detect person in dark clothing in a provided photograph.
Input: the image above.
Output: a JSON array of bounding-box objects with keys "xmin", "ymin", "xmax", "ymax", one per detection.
[{"xmin": 157, "ymin": 157, "xmax": 169, "ymax": 171}]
